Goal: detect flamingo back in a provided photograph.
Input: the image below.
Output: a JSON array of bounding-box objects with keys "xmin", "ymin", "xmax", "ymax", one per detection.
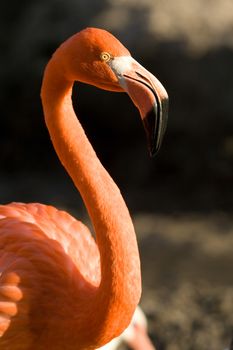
[{"xmin": 0, "ymin": 202, "xmax": 100, "ymax": 349}]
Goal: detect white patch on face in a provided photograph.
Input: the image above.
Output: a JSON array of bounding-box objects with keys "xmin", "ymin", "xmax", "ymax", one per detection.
[
  {"xmin": 108, "ymin": 56, "xmax": 134, "ymax": 76},
  {"xmin": 108, "ymin": 56, "xmax": 134, "ymax": 88}
]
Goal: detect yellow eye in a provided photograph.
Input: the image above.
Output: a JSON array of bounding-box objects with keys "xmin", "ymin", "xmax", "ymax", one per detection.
[{"xmin": 100, "ymin": 52, "xmax": 112, "ymax": 62}]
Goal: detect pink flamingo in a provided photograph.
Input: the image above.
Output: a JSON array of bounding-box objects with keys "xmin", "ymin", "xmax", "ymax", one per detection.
[{"xmin": 0, "ymin": 28, "xmax": 168, "ymax": 349}]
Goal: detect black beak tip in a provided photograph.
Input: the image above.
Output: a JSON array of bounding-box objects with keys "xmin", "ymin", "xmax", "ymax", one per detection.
[
  {"xmin": 145, "ymin": 97, "xmax": 169, "ymax": 157},
  {"xmin": 144, "ymin": 110, "xmax": 163, "ymax": 158}
]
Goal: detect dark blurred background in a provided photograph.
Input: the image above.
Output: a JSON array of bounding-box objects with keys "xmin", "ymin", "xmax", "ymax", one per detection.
[{"xmin": 1, "ymin": 0, "xmax": 233, "ymax": 349}]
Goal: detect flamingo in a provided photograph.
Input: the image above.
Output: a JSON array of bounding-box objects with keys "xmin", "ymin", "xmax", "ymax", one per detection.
[{"xmin": 0, "ymin": 28, "xmax": 168, "ymax": 350}]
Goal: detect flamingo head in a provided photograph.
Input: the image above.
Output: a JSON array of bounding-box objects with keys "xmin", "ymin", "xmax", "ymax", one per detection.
[{"xmin": 58, "ymin": 27, "xmax": 169, "ymax": 155}]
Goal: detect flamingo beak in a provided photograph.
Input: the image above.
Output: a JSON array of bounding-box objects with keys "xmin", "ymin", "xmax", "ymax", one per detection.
[{"xmin": 110, "ymin": 57, "xmax": 169, "ymax": 156}]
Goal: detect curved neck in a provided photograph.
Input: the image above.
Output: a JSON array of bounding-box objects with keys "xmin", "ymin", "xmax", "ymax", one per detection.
[{"xmin": 41, "ymin": 55, "xmax": 141, "ymax": 347}]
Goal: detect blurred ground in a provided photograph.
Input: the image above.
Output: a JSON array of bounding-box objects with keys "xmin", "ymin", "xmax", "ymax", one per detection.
[
  {"xmin": 137, "ymin": 213, "xmax": 233, "ymax": 350},
  {"xmin": 1, "ymin": 0, "xmax": 233, "ymax": 349}
]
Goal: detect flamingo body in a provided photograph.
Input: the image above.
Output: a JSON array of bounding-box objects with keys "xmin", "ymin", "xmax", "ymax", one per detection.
[
  {"xmin": 0, "ymin": 203, "xmax": 100, "ymax": 349},
  {"xmin": 0, "ymin": 28, "xmax": 168, "ymax": 349}
]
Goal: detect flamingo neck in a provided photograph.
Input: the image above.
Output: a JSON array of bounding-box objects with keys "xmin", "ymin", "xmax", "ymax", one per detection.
[{"xmin": 41, "ymin": 54, "xmax": 141, "ymax": 347}]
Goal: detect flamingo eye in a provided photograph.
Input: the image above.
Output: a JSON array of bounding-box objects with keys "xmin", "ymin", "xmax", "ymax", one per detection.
[{"xmin": 100, "ymin": 52, "xmax": 112, "ymax": 62}]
